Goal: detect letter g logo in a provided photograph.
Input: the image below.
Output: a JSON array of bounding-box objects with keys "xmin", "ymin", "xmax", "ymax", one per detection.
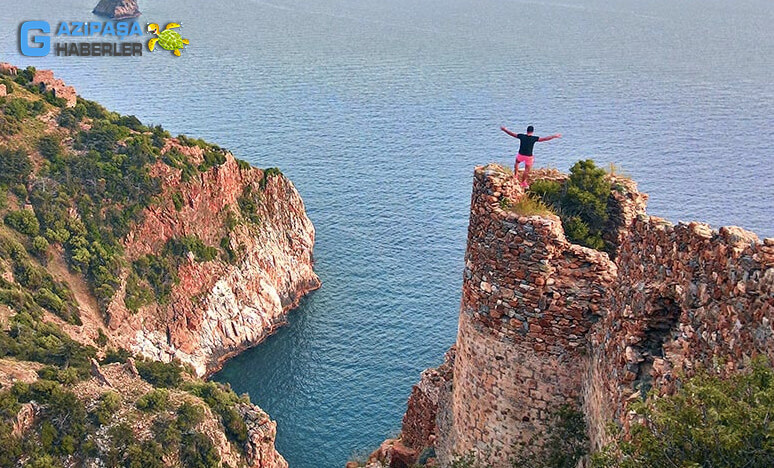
[{"xmin": 20, "ymin": 21, "xmax": 50, "ymax": 57}]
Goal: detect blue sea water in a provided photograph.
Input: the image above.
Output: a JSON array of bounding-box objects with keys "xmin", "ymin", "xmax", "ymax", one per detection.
[{"xmin": 2, "ymin": 0, "xmax": 772, "ymax": 466}]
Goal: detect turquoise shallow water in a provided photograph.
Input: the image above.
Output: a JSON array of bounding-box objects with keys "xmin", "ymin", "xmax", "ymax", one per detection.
[{"xmin": 2, "ymin": 0, "xmax": 773, "ymax": 466}]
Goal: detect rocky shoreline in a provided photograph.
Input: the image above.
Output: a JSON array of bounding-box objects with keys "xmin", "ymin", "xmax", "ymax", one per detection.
[{"xmin": 92, "ymin": 0, "xmax": 141, "ymax": 19}]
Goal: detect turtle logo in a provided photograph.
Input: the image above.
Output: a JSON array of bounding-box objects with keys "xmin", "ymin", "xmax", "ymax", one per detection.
[{"xmin": 147, "ymin": 23, "xmax": 189, "ymax": 56}]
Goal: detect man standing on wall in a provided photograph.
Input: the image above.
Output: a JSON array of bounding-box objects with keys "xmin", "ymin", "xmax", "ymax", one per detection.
[{"xmin": 500, "ymin": 125, "xmax": 561, "ymax": 188}]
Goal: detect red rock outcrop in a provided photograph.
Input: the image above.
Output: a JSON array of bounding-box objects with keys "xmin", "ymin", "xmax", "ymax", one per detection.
[
  {"xmin": 92, "ymin": 0, "xmax": 141, "ymax": 19},
  {"xmin": 0, "ymin": 70, "xmax": 311, "ymax": 468},
  {"xmin": 0, "ymin": 62, "xmax": 18, "ymax": 76},
  {"xmin": 102, "ymin": 143, "xmax": 320, "ymax": 377}
]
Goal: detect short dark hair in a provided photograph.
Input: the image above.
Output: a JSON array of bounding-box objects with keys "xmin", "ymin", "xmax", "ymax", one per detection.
[{"xmin": 527, "ymin": 125, "xmax": 534, "ymax": 133}]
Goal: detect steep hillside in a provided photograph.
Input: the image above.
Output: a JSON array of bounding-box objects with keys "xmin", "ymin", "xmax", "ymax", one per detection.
[{"xmin": 0, "ymin": 65, "xmax": 318, "ymax": 467}]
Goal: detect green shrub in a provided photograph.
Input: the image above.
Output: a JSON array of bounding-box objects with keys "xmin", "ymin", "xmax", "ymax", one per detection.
[
  {"xmin": 238, "ymin": 185, "xmax": 261, "ymax": 224},
  {"xmin": 79, "ymin": 97, "xmax": 109, "ymax": 120},
  {"xmin": 38, "ymin": 135, "xmax": 63, "ymax": 160},
  {"xmin": 10, "ymin": 183, "xmax": 28, "ymax": 200},
  {"xmin": 165, "ymin": 236, "xmax": 219, "ymax": 263},
  {"xmin": 260, "ymin": 167, "xmax": 282, "ymax": 189},
  {"xmin": 152, "ymin": 414, "xmax": 181, "ymax": 447},
  {"xmin": 92, "ymin": 391, "xmax": 122, "ymax": 425},
  {"xmin": 0, "ymin": 114, "xmax": 22, "ymax": 135},
  {"xmin": 31, "ymin": 235, "xmax": 49, "ymax": 258},
  {"xmin": 186, "ymin": 382, "xmax": 248, "ymax": 447},
  {"xmin": 236, "ymin": 159, "xmax": 251, "ymax": 171},
  {"xmin": 150, "ymin": 125, "xmax": 171, "ymax": 148},
  {"xmin": 96, "ymin": 328, "xmax": 108, "ymax": 347},
  {"xmin": 15, "ymin": 380, "xmax": 89, "ymax": 456},
  {"xmin": 163, "ymin": 147, "xmax": 199, "ymax": 182},
  {"xmin": 36, "ymin": 366, "xmax": 81, "ymax": 385},
  {"xmin": 0, "ymin": 312, "xmax": 95, "ymax": 371},
  {"xmin": 125, "ymin": 440, "xmax": 166, "ymax": 468},
  {"xmin": 4, "ymin": 210, "xmax": 39, "ymax": 236},
  {"xmin": 105, "ymin": 422, "xmax": 135, "ymax": 466},
  {"xmin": 172, "ymin": 192, "xmax": 184, "ymax": 211},
  {"xmin": 33, "ymin": 288, "xmax": 66, "ymax": 317},
  {"xmin": 0, "ymin": 147, "xmax": 32, "ymax": 185},
  {"xmin": 220, "ymin": 237, "xmax": 237, "ymax": 264},
  {"xmin": 3, "ymin": 98, "xmax": 35, "ymax": 121},
  {"xmin": 528, "ymin": 179, "xmax": 562, "ymax": 206},
  {"xmin": 101, "ymin": 347, "xmax": 131, "ymax": 365},
  {"xmin": 57, "ymin": 107, "xmax": 81, "ymax": 129},
  {"xmin": 77, "ymin": 120, "xmax": 130, "ymax": 153},
  {"xmin": 124, "ymin": 271, "xmax": 154, "ymax": 312},
  {"xmin": 199, "ymin": 149, "xmax": 227, "ymax": 172},
  {"xmin": 528, "ymin": 160, "xmax": 612, "ymax": 252},
  {"xmin": 592, "ymin": 357, "xmax": 774, "ymax": 468},
  {"xmin": 177, "ymin": 134, "xmax": 219, "ymax": 151},
  {"xmin": 136, "ymin": 359, "xmax": 184, "ymax": 388},
  {"xmin": 136, "ymin": 389, "xmax": 170, "ymax": 412},
  {"xmin": 42, "ymin": 90, "xmax": 66, "ymax": 108},
  {"xmin": 175, "ymin": 401, "xmax": 205, "ymax": 430},
  {"xmin": 560, "ymin": 160, "xmax": 610, "ymax": 248},
  {"xmin": 14, "ymin": 67, "xmax": 35, "ymax": 85},
  {"xmin": 223, "ymin": 207, "xmax": 239, "ymax": 232},
  {"xmin": 180, "ymin": 431, "xmax": 221, "ymax": 468},
  {"xmin": 132, "ymin": 254, "xmax": 178, "ymax": 304},
  {"xmin": 116, "ymin": 114, "xmax": 147, "ymax": 132}
]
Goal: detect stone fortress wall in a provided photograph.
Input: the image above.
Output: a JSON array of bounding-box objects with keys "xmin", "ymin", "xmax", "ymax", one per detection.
[{"xmin": 388, "ymin": 164, "xmax": 773, "ymax": 467}]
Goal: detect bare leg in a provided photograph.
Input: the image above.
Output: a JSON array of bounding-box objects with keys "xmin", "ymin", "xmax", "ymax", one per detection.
[
  {"xmin": 514, "ymin": 161, "xmax": 520, "ymax": 181},
  {"xmin": 521, "ymin": 164, "xmax": 532, "ymax": 187}
]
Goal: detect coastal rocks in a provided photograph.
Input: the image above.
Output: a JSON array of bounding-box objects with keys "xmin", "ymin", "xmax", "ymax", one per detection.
[
  {"xmin": 92, "ymin": 0, "xmax": 141, "ymax": 19},
  {"xmin": 401, "ymin": 347, "xmax": 455, "ymax": 452},
  {"xmin": 362, "ymin": 349, "xmax": 457, "ymax": 467},
  {"xmin": 69, "ymin": 361, "xmax": 287, "ymax": 468},
  {"xmin": 239, "ymin": 404, "xmax": 289, "ymax": 468},
  {"xmin": 103, "ymin": 149, "xmax": 320, "ymax": 377}
]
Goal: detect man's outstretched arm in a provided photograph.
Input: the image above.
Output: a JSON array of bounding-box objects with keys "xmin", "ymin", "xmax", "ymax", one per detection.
[
  {"xmin": 501, "ymin": 126, "xmax": 519, "ymax": 138},
  {"xmin": 538, "ymin": 133, "xmax": 562, "ymax": 142}
]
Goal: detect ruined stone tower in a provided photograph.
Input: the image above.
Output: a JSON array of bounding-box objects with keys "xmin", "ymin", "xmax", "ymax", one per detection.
[
  {"xmin": 436, "ymin": 166, "xmax": 619, "ymax": 464},
  {"xmin": 385, "ymin": 164, "xmax": 773, "ymax": 468}
]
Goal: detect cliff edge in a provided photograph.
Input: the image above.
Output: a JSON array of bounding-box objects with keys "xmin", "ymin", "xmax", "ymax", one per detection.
[
  {"xmin": 368, "ymin": 164, "xmax": 773, "ymax": 467},
  {"xmin": 0, "ymin": 65, "xmax": 317, "ymax": 466}
]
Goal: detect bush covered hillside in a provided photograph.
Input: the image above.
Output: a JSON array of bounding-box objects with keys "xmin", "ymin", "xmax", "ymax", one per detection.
[{"xmin": 0, "ymin": 67, "xmax": 284, "ymax": 467}]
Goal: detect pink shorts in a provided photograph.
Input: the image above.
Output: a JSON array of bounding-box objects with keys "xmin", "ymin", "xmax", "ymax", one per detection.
[{"xmin": 516, "ymin": 154, "xmax": 534, "ymax": 166}]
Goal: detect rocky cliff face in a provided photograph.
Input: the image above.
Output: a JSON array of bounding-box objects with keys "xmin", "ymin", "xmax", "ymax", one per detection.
[
  {"xmin": 370, "ymin": 164, "xmax": 773, "ymax": 467},
  {"xmin": 92, "ymin": 0, "xmax": 141, "ymax": 19},
  {"xmin": 105, "ymin": 142, "xmax": 320, "ymax": 377},
  {"xmin": 0, "ymin": 67, "xmax": 316, "ymax": 467}
]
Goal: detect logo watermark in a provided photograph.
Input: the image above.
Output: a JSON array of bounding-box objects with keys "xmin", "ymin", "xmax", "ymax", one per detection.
[
  {"xmin": 147, "ymin": 23, "xmax": 189, "ymax": 56},
  {"xmin": 19, "ymin": 20, "xmax": 188, "ymax": 58}
]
